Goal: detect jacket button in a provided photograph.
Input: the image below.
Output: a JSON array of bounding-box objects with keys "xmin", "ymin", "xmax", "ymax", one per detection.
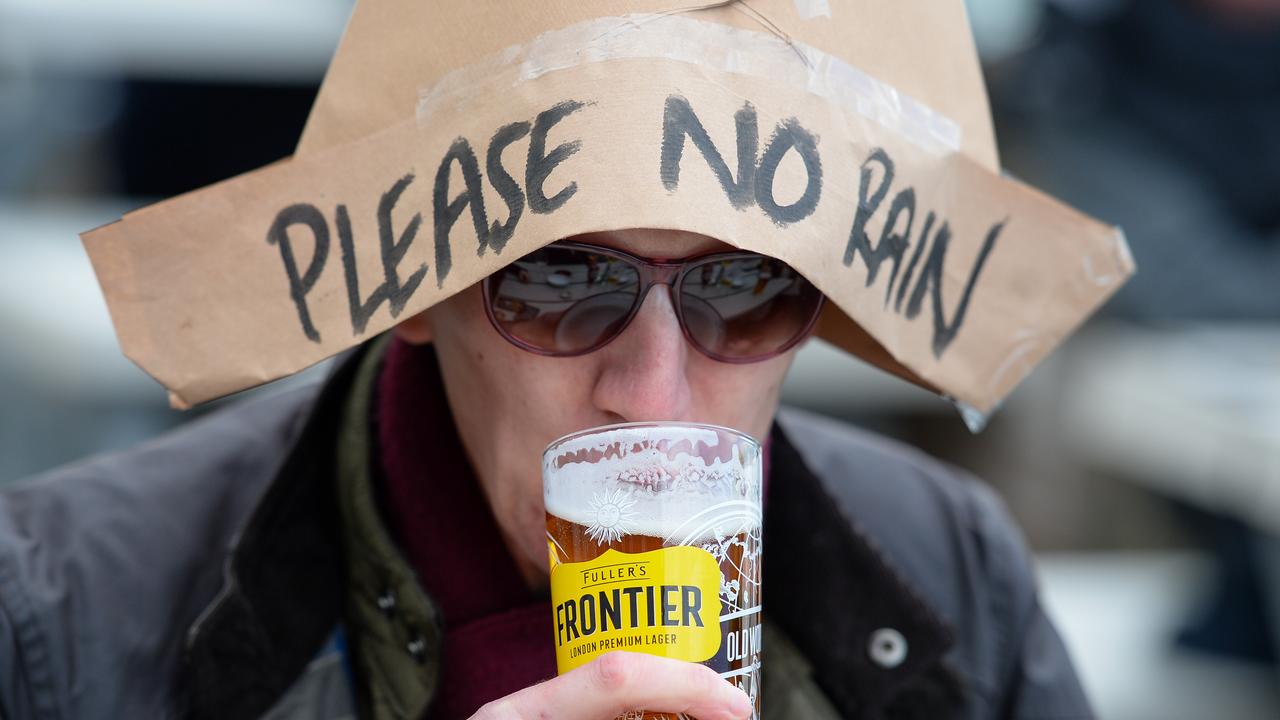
[
  {"xmin": 376, "ymin": 589, "xmax": 397, "ymax": 616},
  {"xmin": 868, "ymin": 628, "xmax": 908, "ymax": 669},
  {"xmin": 406, "ymin": 634, "xmax": 427, "ymax": 664}
]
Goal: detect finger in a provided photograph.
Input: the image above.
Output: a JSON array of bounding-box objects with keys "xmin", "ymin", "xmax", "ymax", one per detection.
[{"xmin": 473, "ymin": 652, "xmax": 752, "ymax": 720}]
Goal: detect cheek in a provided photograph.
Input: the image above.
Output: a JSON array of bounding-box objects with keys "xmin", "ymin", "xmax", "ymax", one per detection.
[
  {"xmin": 687, "ymin": 353, "xmax": 793, "ymax": 439},
  {"xmin": 428, "ymin": 293, "xmax": 608, "ymax": 543}
]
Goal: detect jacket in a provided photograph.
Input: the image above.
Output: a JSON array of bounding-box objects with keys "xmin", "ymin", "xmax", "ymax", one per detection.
[{"xmin": 0, "ymin": 340, "xmax": 1092, "ymax": 719}]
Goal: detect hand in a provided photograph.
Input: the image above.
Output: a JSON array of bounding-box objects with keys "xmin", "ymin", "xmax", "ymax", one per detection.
[{"xmin": 470, "ymin": 652, "xmax": 753, "ymax": 720}]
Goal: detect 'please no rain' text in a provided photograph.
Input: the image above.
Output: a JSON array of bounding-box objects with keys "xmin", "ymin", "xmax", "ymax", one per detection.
[{"xmin": 266, "ymin": 95, "xmax": 1003, "ymax": 358}]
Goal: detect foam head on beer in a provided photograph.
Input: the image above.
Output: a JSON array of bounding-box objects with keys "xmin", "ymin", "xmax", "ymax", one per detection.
[{"xmin": 544, "ymin": 423, "xmax": 763, "ymax": 546}]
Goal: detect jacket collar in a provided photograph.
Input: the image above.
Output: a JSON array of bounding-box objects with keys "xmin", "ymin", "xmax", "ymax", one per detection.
[
  {"xmin": 179, "ymin": 339, "xmax": 956, "ymax": 719},
  {"xmin": 334, "ymin": 335, "xmax": 443, "ymax": 719}
]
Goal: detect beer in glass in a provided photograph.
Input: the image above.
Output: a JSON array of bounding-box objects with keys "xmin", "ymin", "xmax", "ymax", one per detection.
[{"xmin": 543, "ymin": 422, "xmax": 762, "ymax": 720}]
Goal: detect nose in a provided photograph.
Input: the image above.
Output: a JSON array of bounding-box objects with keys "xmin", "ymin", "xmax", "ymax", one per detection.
[{"xmin": 590, "ymin": 285, "xmax": 693, "ymax": 422}]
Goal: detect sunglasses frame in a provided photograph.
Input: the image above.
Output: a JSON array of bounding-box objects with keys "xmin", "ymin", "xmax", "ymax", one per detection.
[{"xmin": 481, "ymin": 240, "xmax": 825, "ymax": 363}]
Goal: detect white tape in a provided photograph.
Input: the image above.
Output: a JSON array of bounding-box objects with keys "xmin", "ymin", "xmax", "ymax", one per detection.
[
  {"xmin": 417, "ymin": 14, "xmax": 962, "ymax": 154},
  {"xmin": 1082, "ymin": 228, "xmax": 1133, "ymax": 287},
  {"xmin": 793, "ymin": 0, "xmax": 832, "ymax": 20}
]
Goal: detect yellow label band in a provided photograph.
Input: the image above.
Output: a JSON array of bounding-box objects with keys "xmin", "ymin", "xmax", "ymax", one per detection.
[{"xmin": 550, "ymin": 546, "xmax": 723, "ymax": 672}]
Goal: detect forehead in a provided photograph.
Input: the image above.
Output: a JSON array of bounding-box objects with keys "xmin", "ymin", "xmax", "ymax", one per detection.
[{"xmin": 568, "ymin": 228, "xmax": 736, "ymax": 259}]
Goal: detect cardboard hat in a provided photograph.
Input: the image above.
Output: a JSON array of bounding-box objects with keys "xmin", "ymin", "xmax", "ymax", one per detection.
[{"xmin": 82, "ymin": 0, "xmax": 1134, "ymax": 417}]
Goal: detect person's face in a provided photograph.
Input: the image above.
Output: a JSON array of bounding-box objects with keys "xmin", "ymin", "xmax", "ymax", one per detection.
[{"xmin": 395, "ymin": 229, "xmax": 804, "ymax": 585}]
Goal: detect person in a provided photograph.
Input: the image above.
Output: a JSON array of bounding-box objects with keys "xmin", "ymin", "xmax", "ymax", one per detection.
[
  {"xmin": 2, "ymin": 0, "xmax": 1128, "ymax": 716},
  {"xmin": 0, "ymin": 226, "xmax": 1091, "ymax": 720}
]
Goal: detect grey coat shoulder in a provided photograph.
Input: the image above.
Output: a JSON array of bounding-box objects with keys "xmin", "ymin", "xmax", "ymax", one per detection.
[
  {"xmin": 777, "ymin": 407, "xmax": 1091, "ymax": 718},
  {"xmin": 0, "ymin": 384, "xmax": 320, "ymax": 720}
]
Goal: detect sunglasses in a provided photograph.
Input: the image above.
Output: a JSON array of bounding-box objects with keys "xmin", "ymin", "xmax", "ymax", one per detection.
[{"xmin": 482, "ymin": 241, "xmax": 824, "ymax": 363}]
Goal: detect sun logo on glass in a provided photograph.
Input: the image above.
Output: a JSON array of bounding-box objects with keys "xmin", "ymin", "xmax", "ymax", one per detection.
[{"xmin": 586, "ymin": 489, "xmax": 638, "ymax": 545}]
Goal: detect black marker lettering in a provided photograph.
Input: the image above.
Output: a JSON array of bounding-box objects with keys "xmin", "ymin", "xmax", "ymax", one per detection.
[
  {"xmin": 484, "ymin": 120, "xmax": 531, "ymax": 255},
  {"xmin": 527, "ymin": 100, "xmax": 585, "ymax": 213},
  {"xmin": 875, "ymin": 188, "xmax": 915, "ymax": 303},
  {"xmin": 841, "ymin": 147, "xmax": 1004, "ymax": 355},
  {"xmin": 755, "ymin": 117, "xmax": 822, "ymax": 225},
  {"xmin": 334, "ymin": 173, "xmax": 428, "ymax": 335},
  {"xmin": 895, "ymin": 211, "xmax": 934, "ymax": 313},
  {"xmin": 378, "ymin": 173, "xmax": 428, "ymax": 316},
  {"xmin": 904, "ymin": 221, "xmax": 949, "ymax": 322},
  {"xmin": 266, "ymin": 203, "xmax": 329, "ymax": 343},
  {"xmin": 335, "ymin": 203, "xmax": 386, "ymax": 335},
  {"xmin": 905, "ymin": 219, "xmax": 1005, "ymax": 357},
  {"xmin": 433, "ymin": 138, "xmax": 490, "ymax": 288},
  {"xmin": 843, "ymin": 148, "xmax": 893, "ymax": 269},
  {"xmin": 660, "ymin": 95, "xmax": 758, "ymax": 209}
]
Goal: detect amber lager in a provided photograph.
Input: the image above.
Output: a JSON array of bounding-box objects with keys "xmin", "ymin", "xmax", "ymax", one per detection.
[{"xmin": 544, "ymin": 423, "xmax": 763, "ymax": 720}]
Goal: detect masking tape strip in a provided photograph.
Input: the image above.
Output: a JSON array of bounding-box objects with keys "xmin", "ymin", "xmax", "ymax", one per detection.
[
  {"xmin": 417, "ymin": 13, "xmax": 962, "ymax": 154},
  {"xmin": 793, "ymin": 0, "xmax": 832, "ymax": 20}
]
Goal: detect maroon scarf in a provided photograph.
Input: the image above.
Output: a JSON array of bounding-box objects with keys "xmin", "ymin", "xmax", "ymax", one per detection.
[{"xmin": 376, "ymin": 337, "xmax": 555, "ymax": 719}]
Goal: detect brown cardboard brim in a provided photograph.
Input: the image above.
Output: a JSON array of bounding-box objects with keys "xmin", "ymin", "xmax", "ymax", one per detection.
[{"xmin": 81, "ymin": 15, "xmax": 1132, "ymax": 413}]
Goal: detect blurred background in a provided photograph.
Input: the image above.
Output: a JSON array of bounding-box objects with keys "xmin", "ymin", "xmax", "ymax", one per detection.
[{"xmin": 0, "ymin": 0, "xmax": 1277, "ymax": 716}]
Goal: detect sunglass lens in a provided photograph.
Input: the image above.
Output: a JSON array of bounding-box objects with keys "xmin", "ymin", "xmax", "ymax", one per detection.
[
  {"xmin": 679, "ymin": 256, "xmax": 822, "ymax": 360},
  {"xmin": 487, "ymin": 246, "xmax": 640, "ymax": 354}
]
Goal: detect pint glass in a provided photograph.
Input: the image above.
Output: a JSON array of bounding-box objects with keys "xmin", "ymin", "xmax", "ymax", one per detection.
[{"xmin": 543, "ymin": 422, "xmax": 763, "ymax": 720}]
